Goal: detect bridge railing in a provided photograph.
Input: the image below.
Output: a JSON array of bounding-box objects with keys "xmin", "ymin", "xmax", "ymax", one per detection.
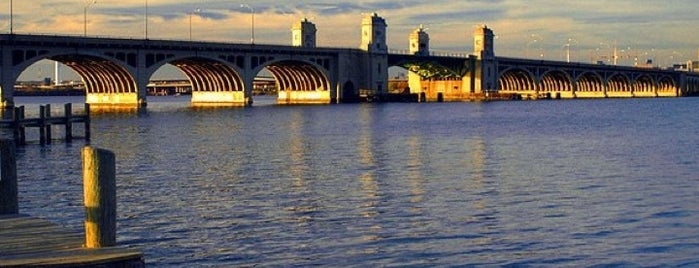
[{"xmin": 388, "ymin": 49, "xmax": 472, "ymax": 58}]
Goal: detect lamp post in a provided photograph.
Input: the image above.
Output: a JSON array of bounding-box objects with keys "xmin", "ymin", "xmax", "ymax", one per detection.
[
  {"xmin": 84, "ymin": 0, "xmax": 96, "ymax": 37},
  {"xmin": 189, "ymin": 8, "xmax": 200, "ymax": 41},
  {"xmin": 240, "ymin": 4, "xmax": 254, "ymax": 44},
  {"xmin": 145, "ymin": 0, "xmax": 148, "ymax": 39},
  {"xmin": 9, "ymin": 0, "xmax": 12, "ymax": 34},
  {"xmin": 564, "ymin": 38, "xmax": 576, "ymax": 63}
]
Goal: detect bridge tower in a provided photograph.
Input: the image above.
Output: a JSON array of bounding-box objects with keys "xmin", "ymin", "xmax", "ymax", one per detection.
[
  {"xmin": 473, "ymin": 25, "xmax": 497, "ymax": 93},
  {"xmin": 407, "ymin": 25, "xmax": 430, "ymax": 95},
  {"xmin": 359, "ymin": 13, "xmax": 389, "ymax": 98},
  {"xmin": 292, "ymin": 18, "xmax": 317, "ymax": 48},
  {"xmin": 409, "ymin": 25, "xmax": 429, "ymax": 56}
]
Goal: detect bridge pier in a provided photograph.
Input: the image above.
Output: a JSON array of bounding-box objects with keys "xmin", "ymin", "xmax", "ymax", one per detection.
[
  {"xmin": 278, "ymin": 90, "xmax": 332, "ymax": 104},
  {"xmin": 86, "ymin": 93, "xmax": 146, "ymax": 109},
  {"xmin": 190, "ymin": 91, "xmax": 251, "ymax": 107}
]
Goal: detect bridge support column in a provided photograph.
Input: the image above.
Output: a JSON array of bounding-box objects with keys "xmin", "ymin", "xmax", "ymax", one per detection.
[
  {"xmin": 278, "ymin": 90, "xmax": 332, "ymax": 104},
  {"xmin": 191, "ymin": 91, "xmax": 249, "ymax": 107},
  {"xmin": 86, "ymin": 93, "xmax": 145, "ymax": 109}
]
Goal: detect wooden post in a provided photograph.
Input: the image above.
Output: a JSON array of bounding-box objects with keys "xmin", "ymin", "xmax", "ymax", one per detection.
[
  {"xmin": 17, "ymin": 106, "xmax": 26, "ymax": 145},
  {"xmin": 84, "ymin": 103, "xmax": 91, "ymax": 141},
  {"xmin": 39, "ymin": 105, "xmax": 46, "ymax": 145},
  {"xmin": 12, "ymin": 107, "xmax": 20, "ymax": 144},
  {"xmin": 82, "ymin": 146, "xmax": 116, "ymax": 248},
  {"xmin": 65, "ymin": 103, "xmax": 73, "ymax": 142},
  {"xmin": 45, "ymin": 104, "xmax": 52, "ymax": 144},
  {"xmin": 0, "ymin": 139, "xmax": 18, "ymax": 214}
]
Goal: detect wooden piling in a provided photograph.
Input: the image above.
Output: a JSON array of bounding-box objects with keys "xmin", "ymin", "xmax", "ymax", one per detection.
[
  {"xmin": 65, "ymin": 103, "xmax": 73, "ymax": 142},
  {"xmin": 84, "ymin": 103, "xmax": 91, "ymax": 141},
  {"xmin": 39, "ymin": 105, "xmax": 46, "ymax": 145},
  {"xmin": 45, "ymin": 104, "xmax": 52, "ymax": 144},
  {"xmin": 0, "ymin": 139, "xmax": 18, "ymax": 215},
  {"xmin": 82, "ymin": 146, "xmax": 116, "ymax": 248}
]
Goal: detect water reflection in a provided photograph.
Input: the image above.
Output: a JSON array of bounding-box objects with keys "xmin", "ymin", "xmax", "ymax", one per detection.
[{"xmin": 356, "ymin": 105, "xmax": 381, "ymax": 247}]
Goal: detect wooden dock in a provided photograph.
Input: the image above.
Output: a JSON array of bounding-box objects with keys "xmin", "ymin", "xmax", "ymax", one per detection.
[
  {"xmin": 0, "ymin": 103, "xmax": 90, "ymax": 146},
  {"xmin": 0, "ymin": 214, "xmax": 144, "ymax": 267},
  {"xmin": 1, "ymin": 142, "xmax": 144, "ymax": 267}
]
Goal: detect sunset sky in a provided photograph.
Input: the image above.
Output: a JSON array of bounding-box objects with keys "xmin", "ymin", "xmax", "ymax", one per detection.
[{"xmin": 7, "ymin": 0, "xmax": 699, "ymax": 80}]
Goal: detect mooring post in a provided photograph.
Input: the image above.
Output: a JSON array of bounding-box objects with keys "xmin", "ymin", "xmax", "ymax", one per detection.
[
  {"xmin": 82, "ymin": 146, "xmax": 116, "ymax": 248},
  {"xmin": 45, "ymin": 104, "xmax": 52, "ymax": 144},
  {"xmin": 17, "ymin": 106, "xmax": 26, "ymax": 145},
  {"xmin": 84, "ymin": 103, "xmax": 91, "ymax": 141},
  {"xmin": 65, "ymin": 103, "xmax": 73, "ymax": 142},
  {"xmin": 39, "ymin": 105, "xmax": 46, "ymax": 145},
  {"xmin": 12, "ymin": 107, "xmax": 20, "ymax": 144},
  {"xmin": 0, "ymin": 139, "xmax": 18, "ymax": 214}
]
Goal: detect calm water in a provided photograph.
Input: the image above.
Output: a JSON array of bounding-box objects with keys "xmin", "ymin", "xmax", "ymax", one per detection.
[{"xmin": 11, "ymin": 96, "xmax": 699, "ymax": 266}]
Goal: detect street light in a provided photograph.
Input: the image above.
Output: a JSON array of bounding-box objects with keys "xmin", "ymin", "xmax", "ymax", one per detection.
[
  {"xmin": 240, "ymin": 4, "xmax": 254, "ymax": 44},
  {"xmin": 189, "ymin": 8, "xmax": 200, "ymax": 41},
  {"xmin": 145, "ymin": 0, "xmax": 148, "ymax": 39},
  {"xmin": 9, "ymin": 0, "xmax": 13, "ymax": 34},
  {"xmin": 84, "ymin": 0, "xmax": 97, "ymax": 37},
  {"xmin": 527, "ymin": 34, "xmax": 543, "ymax": 59},
  {"xmin": 564, "ymin": 38, "xmax": 576, "ymax": 63}
]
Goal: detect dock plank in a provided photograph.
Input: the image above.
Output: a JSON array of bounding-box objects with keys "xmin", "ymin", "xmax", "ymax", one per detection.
[{"xmin": 0, "ymin": 214, "xmax": 143, "ymax": 267}]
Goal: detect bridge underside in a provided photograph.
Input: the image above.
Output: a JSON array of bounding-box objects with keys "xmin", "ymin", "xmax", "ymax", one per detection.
[
  {"xmin": 173, "ymin": 58, "xmax": 249, "ymax": 107},
  {"xmin": 53, "ymin": 55, "xmax": 143, "ymax": 107},
  {"xmin": 389, "ymin": 54, "xmax": 476, "ymax": 101},
  {"xmin": 496, "ymin": 59, "xmax": 682, "ymax": 99},
  {"xmin": 270, "ymin": 61, "xmax": 332, "ymax": 105}
]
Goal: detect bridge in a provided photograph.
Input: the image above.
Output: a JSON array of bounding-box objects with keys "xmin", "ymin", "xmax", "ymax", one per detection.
[{"xmin": 1, "ymin": 14, "xmax": 698, "ymax": 108}]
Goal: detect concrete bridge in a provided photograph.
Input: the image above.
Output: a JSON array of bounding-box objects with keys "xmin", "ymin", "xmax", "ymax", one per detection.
[{"xmin": 1, "ymin": 14, "xmax": 698, "ymax": 108}]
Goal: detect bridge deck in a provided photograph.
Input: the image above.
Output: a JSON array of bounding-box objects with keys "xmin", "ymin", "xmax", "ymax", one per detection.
[{"xmin": 0, "ymin": 214, "xmax": 143, "ymax": 267}]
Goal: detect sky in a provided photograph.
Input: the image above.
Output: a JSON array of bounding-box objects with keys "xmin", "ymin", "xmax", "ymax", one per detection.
[{"xmin": 7, "ymin": 0, "xmax": 699, "ymax": 80}]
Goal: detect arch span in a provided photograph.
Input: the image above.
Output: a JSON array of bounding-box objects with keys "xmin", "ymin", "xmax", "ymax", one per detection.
[
  {"xmin": 575, "ymin": 72, "xmax": 604, "ymax": 98},
  {"xmin": 260, "ymin": 60, "xmax": 332, "ymax": 104},
  {"xmin": 656, "ymin": 75, "xmax": 676, "ymax": 96},
  {"xmin": 633, "ymin": 74, "xmax": 654, "ymax": 96},
  {"xmin": 498, "ymin": 68, "xmax": 536, "ymax": 94},
  {"xmin": 607, "ymin": 73, "xmax": 632, "ymax": 97},
  {"xmin": 540, "ymin": 70, "xmax": 573, "ymax": 98},
  {"xmin": 170, "ymin": 58, "xmax": 244, "ymax": 93}
]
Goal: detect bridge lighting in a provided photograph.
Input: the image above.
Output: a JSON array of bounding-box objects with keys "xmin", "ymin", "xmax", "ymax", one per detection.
[
  {"xmin": 240, "ymin": 4, "xmax": 255, "ymax": 44},
  {"xmin": 83, "ymin": 0, "xmax": 97, "ymax": 37},
  {"xmin": 527, "ymin": 34, "xmax": 543, "ymax": 59}
]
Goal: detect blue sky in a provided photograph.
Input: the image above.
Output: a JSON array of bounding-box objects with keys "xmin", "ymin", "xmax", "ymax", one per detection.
[{"xmin": 8, "ymin": 0, "xmax": 699, "ymax": 80}]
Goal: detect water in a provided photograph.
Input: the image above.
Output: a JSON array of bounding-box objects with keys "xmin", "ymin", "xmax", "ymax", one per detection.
[{"xmin": 11, "ymin": 96, "xmax": 699, "ymax": 266}]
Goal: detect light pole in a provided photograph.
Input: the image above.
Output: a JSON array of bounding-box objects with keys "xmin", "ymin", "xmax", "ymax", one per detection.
[
  {"xmin": 564, "ymin": 38, "xmax": 576, "ymax": 63},
  {"xmin": 145, "ymin": 0, "xmax": 148, "ymax": 39},
  {"xmin": 9, "ymin": 0, "xmax": 12, "ymax": 34},
  {"xmin": 240, "ymin": 4, "xmax": 254, "ymax": 44},
  {"xmin": 189, "ymin": 8, "xmax": 200, "ymax": 41},
  {"xmin": 84, "ymin": 0, "xmax": 96, "ymax": 37}
]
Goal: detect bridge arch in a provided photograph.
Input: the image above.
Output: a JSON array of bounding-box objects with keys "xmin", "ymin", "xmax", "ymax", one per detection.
[
  {"xmin": 12, "ymin": 51, "xmax": 137, "ymax": 96},
  {"xmin": 539, "ymin": 70, "xmax": 572, "ymax": 92},
  {"xmin": 633, "ymin": 74, "xmax": 654, "ymax": 94},
  {"xmin": 158, "ymin": 57, "xmax": 245, "ymax": 93},
  {"xmin": 498, "ymin": 67, "xmax": 536, "ymax": 93},
  {"xmin": 656, "ymin": 75, "xmax": 676, "ymax": 96},
  {"xmin": 254, "ymin": 59, "xmax": 330, "ymax": 92},
  {"xmin": 575, "ymin": 72, "xmax": 604, "ymax": 95},
  {"xmin": 607, "ymin": 73, "xmax": 632, "ymax": 94}
]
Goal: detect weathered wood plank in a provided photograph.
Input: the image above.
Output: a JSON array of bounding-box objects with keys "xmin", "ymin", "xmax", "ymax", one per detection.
[{"xmin": 0, "ymin": 214, "xmax": 143, "ymax": 267}]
